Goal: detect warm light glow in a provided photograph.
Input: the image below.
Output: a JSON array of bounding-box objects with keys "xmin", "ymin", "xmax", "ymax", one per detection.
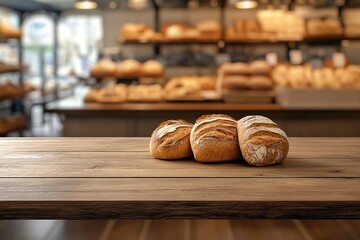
[
  {"xmin": 235, "ymin": 0, "xmax": 258, "ymax": 9},
  {"xmin": 74, "ymin": 0, "xmax": 98, "ymax": 9}
]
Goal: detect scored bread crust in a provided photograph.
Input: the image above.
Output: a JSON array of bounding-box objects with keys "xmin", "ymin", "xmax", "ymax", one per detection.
[
  {"xmin": 150, "ymin": 119, "xmax": 193, "ymax": 160},
  {"xmin": 237, "ymin": 115, "xmax": 289, "ymax": 166},
  {"xmin": 190, "ymin": 114, "xmax": 241, "ymax": 162}
]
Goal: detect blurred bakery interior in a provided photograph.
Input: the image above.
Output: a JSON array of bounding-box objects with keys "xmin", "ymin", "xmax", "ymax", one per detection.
[{"xmin": 1, "ymin": 0, "xmax": 360, "ymax": 137}]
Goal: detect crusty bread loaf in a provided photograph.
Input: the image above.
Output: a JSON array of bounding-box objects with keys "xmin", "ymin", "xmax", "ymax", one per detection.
[
  {"xmin": 219, "ymin": 62, "xmax": 250, "ymax": 75},
  {"xmin": 237, "ymin": 115, "xmax": 289, "ymax": 166},
  {"xmin": 150, "ymin": 120, "xmax": 193, "ymax": 159},
  {"xmin": 249, "ymin": 76, "xmax": 273, "ymax": 90},
  {"xmin": 116, "ymin": 59, "xmax": 141, "ymax": 78},
  {"xmin": 140, "ymin": 60, "xmax": 164, "ymax": 77},
  {"xmin": 249, "ymin": 61, "xmax": 271, "ymax": 75},
  {"xmin": 190, "ymin": 114, "xmax": 241, "ymax": 162},
  {"xmin": 222, "ymin": 76, "xmax": 250, "ymax": 90}
]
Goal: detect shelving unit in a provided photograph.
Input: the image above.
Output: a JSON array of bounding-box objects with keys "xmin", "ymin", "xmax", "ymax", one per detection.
[
  {"xmin": 116, "ymin": 0, "xmax": 358, "ymax": 61},
  {"xmin": 0, "ymin": 33, "xmax": 26, "ymax": 136}
]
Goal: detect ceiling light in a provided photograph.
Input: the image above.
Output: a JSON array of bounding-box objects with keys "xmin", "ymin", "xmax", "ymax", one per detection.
[
  {"xmin": 235, "ymin": 0, "xmax": 258, "ymax": 9},
  {"xmin": 74, "ymin": 0, "xmax": 98, "ymax": 10}
]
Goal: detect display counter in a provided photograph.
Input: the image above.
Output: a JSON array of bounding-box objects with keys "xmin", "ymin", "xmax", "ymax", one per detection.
[
  {"xmin": 0, "ymin": 137, "xmax": 359, "ymax": 219},
  {"xmin": 46, "ymin": 97, "xmax": 360, "ymax": 137}
]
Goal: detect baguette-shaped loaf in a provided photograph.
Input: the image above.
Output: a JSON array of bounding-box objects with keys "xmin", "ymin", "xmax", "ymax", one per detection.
[
  {"xmin": 190, "ymin": 114, "xmax": 241, "ymax": 162},
  {"xmin": 150, "ymin": 120, "xmax": 193, "ymax": 159},
  {"xmin": 237, "ymin": 115, "xmax": 289, "ymax": 166}
]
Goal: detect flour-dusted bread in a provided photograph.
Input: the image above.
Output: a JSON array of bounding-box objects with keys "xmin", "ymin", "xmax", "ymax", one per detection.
[
  {"xmin": 150, "ymin": 120, "xmax": 193, "ymax": 160},
  {"xmin": 190, "ymin": 114, "xmax": 241, "ymax": 162},
  {"xmin": 237, "ymin": 115, "xmax": 289, "ymax": 166}
]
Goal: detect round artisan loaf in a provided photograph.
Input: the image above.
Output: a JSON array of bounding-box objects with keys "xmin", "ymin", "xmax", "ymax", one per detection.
[
  {"xmin": 190, "ymin": 114, "xmax": 241, "ymax": 162},
  {"xmin": 150, "ymin": 120, "xmax": 193, "ymax": 160},
  {"xmin": 237, "ymin": 115, "xmax": 289, "ymax": 166}
]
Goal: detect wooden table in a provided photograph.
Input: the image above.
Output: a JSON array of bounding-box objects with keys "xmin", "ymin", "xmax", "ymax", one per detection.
[{"xmin": 0, "ymin": 138, "xmax": 359, "ymax": 219}]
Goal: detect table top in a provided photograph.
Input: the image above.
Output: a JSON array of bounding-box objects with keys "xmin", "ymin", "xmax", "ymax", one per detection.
[{"xmin": 0, "ymin": 137, "xmax": 359, "ymax": 219}]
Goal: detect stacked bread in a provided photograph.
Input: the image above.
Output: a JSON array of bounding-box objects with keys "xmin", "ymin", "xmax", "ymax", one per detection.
[
  {"xmin": 162, "ymin": 20, "xmax": 221, "ymax": 40},
  {"xmin": 85, "ymin": 83, "xmax": 165, "ymax": 103},
  {"xmin": 85, "ymin": 84, "xmax": 127, "ymax": 103},
  {"xmin": 272, "ymin": 64, "xmax": 360, "ymax": 89},
  {"xmin": 0, "ymin": 82, "xmax": 36, "ymax": 100},
  {"xmin": 0, "ymin": 22, "xmax": 22, "ymax": 39},
  {"xmin": 226, "ymin": 10, "xmax": 305, "ymax": 41},
  {"xmin": 164, "ymin": 76, "xmax": 216, "ymax": 100},
  {"xmin": 120, "ymin": 23, "xmax": 162, "ymax": 41},
  {"xmin": 306, "ymin": 19, "xmax": 343, "ymax": 37},
  {"xmin": 90, "ymin": 59, "xmax": 164, "ymax": 78},
  {"xmin": 128, "ymin": 84, "xmax": 164, "ymax": 102},
  {"xmin": 0, "ymin": 62, "xmax": 23, "ymax": 73},
  {"xmin": 0, "ymin": 115, "xmax": 26, "ymax": 135},
  {"xmin": 219, "ymin": 61, "xmax": 273, "ymax": 91},
  {"xmin": 150, "ymin": 114, "xmax": 289, "ymax": 167}
]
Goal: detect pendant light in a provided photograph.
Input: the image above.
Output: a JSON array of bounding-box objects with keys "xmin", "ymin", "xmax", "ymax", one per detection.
[
  {"xmin": 74, "ymin": 0, "xmax": 98, "ymax": 10},
  {"xmin": 235, "ymin": 0, "xmax": 258, "ymax": 9}
]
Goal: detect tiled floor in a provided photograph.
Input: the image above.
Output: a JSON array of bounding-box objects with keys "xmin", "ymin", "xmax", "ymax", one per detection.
[{"xmin": 0, "ymin": 220, "xmax": 359, "ymax": 240}]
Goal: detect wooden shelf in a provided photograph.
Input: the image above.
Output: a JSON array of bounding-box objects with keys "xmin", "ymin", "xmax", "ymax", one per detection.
[
  {"xmin": 0, "ymin": 115, "xmax": 26, "ymax": 135},
  {"xmin": 0, "ymin": 66, "xmax": 25, "ymax": 74},
  {"xmin": 119, "ymin": 39, "xmax": 220, "ymax": 45},
  {"xmin": 0, "ymin": 36, "xmax": 21, "ymax": 43},
  {"xmin": 119, "ymin": 36, "xmax": 360, "ymax": 46}
]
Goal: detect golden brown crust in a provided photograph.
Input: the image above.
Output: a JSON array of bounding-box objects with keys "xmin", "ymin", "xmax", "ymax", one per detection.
[
  {"xmin": 190, "ymin": 114, "xmax": 241, "ymax": 162},
  {"xmin": 249, "ymin": 76, "xmax": 274, "ymax": 90},
  {"xmin": 150, "ymin": 119, "xmax": 193, "ymax": 160},
  {"xmin": 223, "ymin": 76, "xmax": 250, "ymax": 90},
  {"xmin": 249, "ymin": 61, "xmax": 271, "ymax": 76},
  {"xmin": 237, "ymin": 115, "xmax": 289, "ymax": 166}
]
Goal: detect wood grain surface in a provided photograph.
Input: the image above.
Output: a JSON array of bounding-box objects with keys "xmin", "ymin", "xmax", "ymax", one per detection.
[{"xmin": 0, "ymin": 137, "xmax": 359, "ymax": 219}]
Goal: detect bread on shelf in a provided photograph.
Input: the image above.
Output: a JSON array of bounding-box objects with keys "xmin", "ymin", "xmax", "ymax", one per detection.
[
  {"xmin": 222, "ymin": 76, "xmax": 250, "ymax": 90},
  {"xmin": 307, "ymin": 19, "xmax": 342, "ymax": 37},
  {"xmin": 0, "ymin": 82, "xmax": 35, "ymax": 100},
  {"xmin": 0, "ymin": 22, "xmax": 21, "ymax": 39},
  {"xmin": 272, "ymin": 63, "xmax": 360, "ymax": 90},
  {"xmin": 90, "ymin": 59, "xmax": 117, "ymax": 78},
  {"xmin": 128, "ymin": 84, "xmax": 164, "ymax": 102},
  {"xmin": 249, "ymin": 61, "xmax": 271, "ymax": 76},
  {"xmin": 196, "ymin": 20, "xmax": 221, "ymax": 39},
  {"xmin": 121, "ymin": 23, "xmax": 148, "ymax": 40},
  {"xmin": 140, "ymin": 60, "xmax": 164, "ymax": 77},
  {"xmin": 219, "ymin": 62, "xmax": 250, "ymax": 75},
  {"xmin": 0, "ymin": 115, "xmax": 26, "ymax": 135},
  {"xmin": 164, "ymin": 24, "xmax": 186, "ymax": 40},
  {"xmin": 96, "ymin": 84, "xmax": 128, "ymax": 103},
  {"xmin": 115, "ymin": 59, "xmax": 142, "ymax": 78}
]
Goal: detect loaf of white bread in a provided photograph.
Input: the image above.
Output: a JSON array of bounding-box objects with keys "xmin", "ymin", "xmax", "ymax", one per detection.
[{"xmin": 150, "ymin": 115, "xmax": 289, "ymax": 166}]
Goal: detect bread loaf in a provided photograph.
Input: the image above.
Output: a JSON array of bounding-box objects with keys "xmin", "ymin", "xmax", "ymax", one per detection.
[
  {"xmin": 140, "ymin": 60, "xmax": 164, "ymax": 77},
  {"xmin": 150, "ymin": 120, "xmax": 193, "ymax": 159},
  {"xmin": 116, "ymin": 59, "xmax": 141, "ymax": 77},
  {"xmin": 190, "ymin": 114, "xmax": 241, "ymax": 162},
  {"xmin": 222, "ymin": 76, "xmax": 250, "ymax": 90},
  {"xmin": 237, "ymin": 115, "xmax": 289, "ymax": 166}
]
